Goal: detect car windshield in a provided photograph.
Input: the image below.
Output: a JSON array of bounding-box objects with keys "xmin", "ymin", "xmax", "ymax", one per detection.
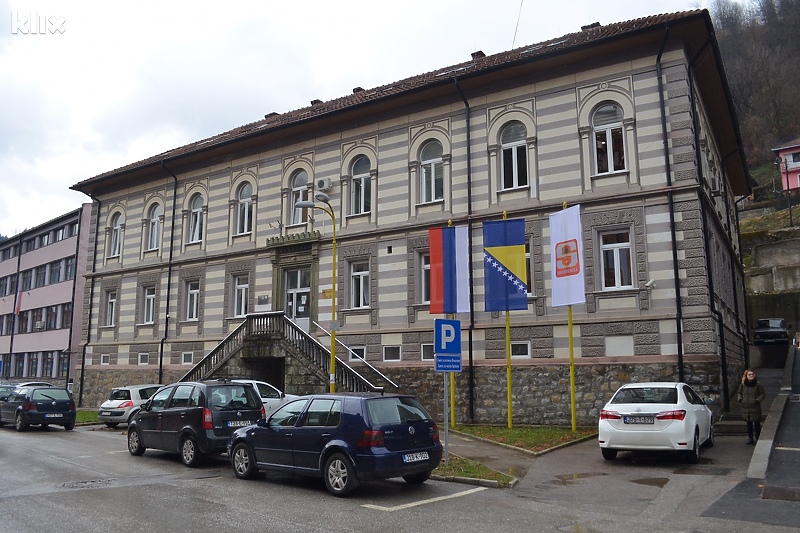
[
  {"xmin": 32, "ymin": 389, "xmax": 71, "ymax": 401},
  {"xmin": 109, "ymin": 389, "xmax": 132, "ymax": 401},
  {"xmin": 611, "ymin": 387, "xmax": 677, "ymax": 404},
  {"xmin": 366, "ymin": 397, "xmax": 432, "ymax": 425},
  {"xmin": 208, "ymin": 385, "xmax": 260, "ymax": 411},
  {"xmin": 756, "ymin": 319, "xmax": 784, "ymax": 329}
]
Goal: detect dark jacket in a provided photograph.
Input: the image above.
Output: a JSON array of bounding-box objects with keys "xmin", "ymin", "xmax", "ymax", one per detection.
[{"xmin": 737, "ymin": 379, "xmax": 766, "ymax": 422}]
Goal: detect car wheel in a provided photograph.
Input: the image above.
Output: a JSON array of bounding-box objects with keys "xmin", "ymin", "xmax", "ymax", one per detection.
[
  {"xmin": 14, "ymin": 412, "xmax": 28, "ymax": 432},
  {"xmin": 180, "ymin": 435, "xmax": 203, "ymax": 467},
  {"xmin": 703, "ymin": 419, "xmax": 715, "ymax": 448},
  {"xmin": 105, "ymin": 422, "xmax": 119, "ymax": 428},
  {"xmin": 324, "ymin": 453, "xmax": 359, "ymax": 497},
  {"xmin": 127, "ymin": 428, "xmax": 146, "ymax": 456},
  {"xmin": 231, "ymin": 442, "xmax": 258, "ymax": 479},
  {"xmin": 402, "ymin": 470, "xmax": 432, "ymax": 484},
  {"xmin": 63, "ymin": 422, "xmax": 75, "ymax": 431},
  {"xmin": 601, "ymin": 448, "xmax": 617, "ymax": 460},
  {"xmin": 685, "ymin": 430, "xmax": 700, "ymax": 464}
]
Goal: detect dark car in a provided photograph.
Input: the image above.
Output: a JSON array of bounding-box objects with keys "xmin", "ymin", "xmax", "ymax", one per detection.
[
  {"xmin": 0, "ymin": 386, "xmax": 76, "ymax": 431},
  {"xmin": 127, "ymin": 380, "xmax": 264, "ymax": 467},
  {"xmin": 752, "ymin": 318, "xmax": 791, "ymax": 345},
  {"xmin": 227, "ymin": 393, "xmax": 442, "ymax": 497}
]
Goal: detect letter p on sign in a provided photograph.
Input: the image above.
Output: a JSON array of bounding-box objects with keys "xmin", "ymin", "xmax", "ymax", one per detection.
[{"xmin": 434, "ymin": 319, "xmax": 461, "ymax": 355}]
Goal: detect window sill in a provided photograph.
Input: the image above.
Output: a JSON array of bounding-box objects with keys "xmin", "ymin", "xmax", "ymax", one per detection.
[
  {"xmin": 415, "ymin": 199, "xmax": 444, "ymax": 208},
  {"xmin": 593, "ymin": 287, "xmax": 639, "ymax": 296},
  {"xmin": 590, "ymin": 169, "xmax": 629, "ymax": 179},
  {"xmin": 346, "ymin": 212, "xmax": 370, "ymax": 220}
]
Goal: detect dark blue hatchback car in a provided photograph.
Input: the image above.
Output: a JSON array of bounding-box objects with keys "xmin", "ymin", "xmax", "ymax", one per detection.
[{"xmin": 227, "ymin": 393, "xmax": 442, "ymax": 496}]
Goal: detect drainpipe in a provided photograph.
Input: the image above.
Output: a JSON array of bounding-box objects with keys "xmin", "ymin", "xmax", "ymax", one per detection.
[
  {"xmin": 160, "ymin": 161, "xmax": 180, "ymax": 384},
  {"xmin": 65, "ymin": 207, "xmax": 83, "ymax": 386},
  {"xmin": 656, "ymin": 25, "xmax": 686, "ymax": 382},
  {"xmin": 79, "ymin": 197, "xmax": 101, "ymax": 407},
  {"xmin": 734, "ymin": 195, "xmax": 752, "ymax": 369},
  {"xmin": 454, "ymin": 77, "xmax": 476, "ymax": 422},
  {"xmin": 7, "ymin": 234, "xmax": 23, "ymax": 379}
]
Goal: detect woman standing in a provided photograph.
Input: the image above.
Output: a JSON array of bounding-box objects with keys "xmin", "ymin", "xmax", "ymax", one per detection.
[{"xmin": 737, "ymin": 369, "xmax": 766, "ymax": 445}]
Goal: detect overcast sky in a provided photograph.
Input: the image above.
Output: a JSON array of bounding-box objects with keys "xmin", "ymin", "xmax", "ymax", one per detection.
[{"xmin": 0, "ymin": 0, "xmax": 708, "ymax": 237}]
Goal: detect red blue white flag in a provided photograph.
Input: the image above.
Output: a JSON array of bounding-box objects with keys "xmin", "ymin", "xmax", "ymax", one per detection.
[
  {"xmin": 483, "ymin": 219, "xmax": 528, "ymax": 311},
  {"xmin": 429, "ymin": 226, "xmax": 470, "ymax": 314}
]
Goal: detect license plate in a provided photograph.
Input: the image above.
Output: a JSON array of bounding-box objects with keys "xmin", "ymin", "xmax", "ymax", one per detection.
[
  {"xmin": 623, "ymin": 415, "xmax": 654, "ymax": 424},
  {"xmin": 227, "ymin": 420, "xmax": 252, "ymax": 428},
  {"xmin": 100, "ymin": 411, "xmax": 111, "ymax": 416},
  {"xmin": 45, "ymin": 413, "xmax": 63, "ymax": 418},
  {"xmin": 402, "ymin": 452, "xmax": 429, "ymax": 463}
]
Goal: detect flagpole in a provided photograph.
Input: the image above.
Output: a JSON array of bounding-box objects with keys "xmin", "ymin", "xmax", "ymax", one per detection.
[
  {"xmin": 501, "ymin": 211, "xmax": 513, "ymax": 429},
  {"xmin": 563, "ymin": 201, "xmax": 577, "ymax": 432}
]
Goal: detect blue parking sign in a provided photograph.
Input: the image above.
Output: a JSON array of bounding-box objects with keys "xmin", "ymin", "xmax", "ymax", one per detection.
[{"xmin": 434, "ymin": 319, "xmax": 461, "ymax": 355}]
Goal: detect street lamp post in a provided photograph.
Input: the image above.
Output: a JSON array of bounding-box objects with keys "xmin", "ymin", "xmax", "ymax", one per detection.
[{"xmin": 296, "ymin": 192, "xmax": 337, "ymax": 393}]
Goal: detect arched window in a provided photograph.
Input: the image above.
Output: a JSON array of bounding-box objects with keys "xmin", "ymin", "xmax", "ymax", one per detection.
[
  {"xmin": 420, "ymin": 141, "xmax": 443, "ymax": 203},
  {"xmin": 188, "ymin": 194, "xmax": 204, "ymax": 243},
  {"xmin": 109, "ymin": 213, "xmax": 122, "ymax": 257},
  {"xmin": 290, "ymin": 170, "xmax": 309, "ymax": 225},
  {"xmin": 146, "ymin": 204, "xmax": 162, "ymax": 251},
  {"xmin": 592, "ymin": 104, "xmax": 626, "ymax": 174},
  {"xmin": 500, "ymin": 122, "xmax": 528, "ymax": 189},
  {"xmin": 350, "ymin": 156, "xmax": 371, "ymax": 215},
  {"xmin": 236, "ymin": 182, "xmax": 253, "ymax": 234}
]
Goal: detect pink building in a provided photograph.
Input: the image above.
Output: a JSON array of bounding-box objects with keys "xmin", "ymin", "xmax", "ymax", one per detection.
[{"xmin": 773, "ymin": 137, "xmax": 800, "ymax": 191}]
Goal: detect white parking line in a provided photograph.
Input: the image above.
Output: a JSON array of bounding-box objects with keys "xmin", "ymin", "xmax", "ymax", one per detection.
[
  {"xmin": 775, "ymin": 446, "xmax": 800, "ymax": 452},
  {"xmin": 362, "ymin": 486, "xmax": 487, "ymax": 512}
]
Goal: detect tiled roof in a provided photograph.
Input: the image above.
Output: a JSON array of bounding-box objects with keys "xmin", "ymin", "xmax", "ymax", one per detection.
[
  {"xmin": 73, "ymin": 10, "xmax": 713, "ymax": 190},
  {"xmin": 773, "ymin": 137, "xmax": 800, "ymax": 151}
]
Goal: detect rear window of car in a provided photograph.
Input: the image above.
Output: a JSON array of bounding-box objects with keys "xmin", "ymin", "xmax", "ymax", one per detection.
[
  {"xmin": 32, "ymin": 389, "xmax": 71, "ymax": 401},
  {"xmin": 366, "ymin": 397, "xmax": 432, "ymax": 425},
  {"xmin": 208, "ymin": 385, "xmax": 261, "ymax": 411},
  {"xmin": 611, "ymin": 387, "xmax": 677, "ymax": 404},
  {"xmin": 757, "ymin": 319, "xmax": 785, "ymax": 329},
  {"xmin": 110, "ymin": 389, "xmax": 132, "ymax": 401},
  {"xmin": 139, "ymin": 386, "xmax": 161, "ymax": 400}
]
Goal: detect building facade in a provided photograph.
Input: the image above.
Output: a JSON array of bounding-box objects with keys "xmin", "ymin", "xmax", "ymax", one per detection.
[
  {"xmin": 0, "ymin": 205, "xmax": 91, "ymax": 388},
  {"xmin": 71, "ymin": 11, "xmax": 751, "ymax": 423}
]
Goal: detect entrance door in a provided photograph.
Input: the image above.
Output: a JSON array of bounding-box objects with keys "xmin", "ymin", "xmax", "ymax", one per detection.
[{"xmin": 286, "ymin": 267, "xmax": 311, "ymax": 332}]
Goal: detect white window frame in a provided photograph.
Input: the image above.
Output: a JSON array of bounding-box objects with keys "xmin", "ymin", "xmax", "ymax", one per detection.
[
  {"xmin": 109, "ymin": 213, "xmax": 122, "ymax": 257},
  {"xmin": 182, "ymin": 351, "xmax": 194, "ymax": 365},
  {"xmin": 138, "ymin": 352, "xmax": 149, "ymax": 365},
  {"xmin": 420, "ymin": 141, "xmax": 444, "ymax": 203},
  {"xmin": 187, "ymin": 281, "xmax": 200, "ymax": 321},
  {"xmin": 350, "ymin": 261, "xmax": 370, "ymax": 309},
  {"xmin": 143, "ymin": 286, "xmax": 156, "ymax": 324},
  {"xmin": 234, "ymin": 275, "xmax": 249, "ymax": 317},
  {"xmin": 511, "ymin": 341, "xmax": 531, "ymax": 359},
  {"xmin": 146, "ymin": 204, "xmax": 162, "ymax": 251},
  {"xmin": 350, "ymin": 157, "xmax": 371, "ymax": 215},
  {"xmin": 500, "ymin": 122, "xmax": 528, "ymax": 190},
  {"xmin": 290, "ymin": 171, "xmax": 309, "ymax": 226},
  {"xmin": 599, "ymin": 228, "xmax": 634, "ymax": 290},
  {"xmin": 383, "ymin": 345, "xmax": 401, "ymax": 362},
  {"xmin": 348, "ymin": 346, "xmax": 366, "ymax": 362},
  {"xmin": 421, "ymin": 253, "xmax": 431, "ymax": 304},
  {"xmin": 421, "ymin": 343, "xmax": 434, "ymax": 361},
  {"xmin": 236, "ymin": 183, "xmax": 253, "ymax": 235},
  {"xmin": 189, "ymin": 194, "xmax": 204, "ymax": 243},
  {"xmin": 106, "ymin": 291, "xmax": 117, "ymax": 327},
  {"xmin": 592, "ymin": 104, "xmax": 626, "ymax": 175},
  {"xmin": 100, "ymin": 354, "xmax": 110, "ymax": 366}
]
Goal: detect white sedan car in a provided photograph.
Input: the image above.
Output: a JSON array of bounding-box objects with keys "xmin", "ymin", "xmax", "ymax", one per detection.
[
  {"xmin": 598, "ymin": 382, "xmax": 714, "ymax": 463},
  {"xmin": 231, "ymin": 379, "xmax": 297, "ymax": 415}
]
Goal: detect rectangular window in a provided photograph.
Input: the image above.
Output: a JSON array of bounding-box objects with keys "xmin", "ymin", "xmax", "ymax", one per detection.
[
  {"xmin": 143, "ymin": 287, "xmax": 156, "ymax": 324},
  {"xmin": 511, "ymin": 341, "xmax": 531, "ymax": 359},
  {"xmin": 106, "ymin": 291, "xmax": 117, "ymax": 327},
  {"xmin": 61, "ymin": 302, "xmax": 72, "ymax": 329},
  {"xmin": 350, "ymin": 262, "xmax": 370, "ymax": 309},
  {"xmin": 40, "ymin": 233, "xmax": 51, "ymax": 247},
  {"xmin": 56, "ymin": 227, "xmax": 65, "ymax": 241},
  {"xmin": 22, "ymin": 270, "xmax": 32, "ymax": 291},
  {"xmin": 109, "ymin": 227, "xmax": 121, "ymax": 257},
  {"xmin": 421, "ymin": 343, "xmax": 434, "ymax": 361},
  {"xmin": 32, "ymin": 308, "xmax": 43, "ymax": 329},
  {"xmin": 182, "ymin": 351, "xmax": 194, "ymax": 365},
  {"xmin": 349, "ymin": 346, "xmax": 366, "ymax": 362},
  {"xmin": 70, "ymin": 223, "xmax": 79, "ymax": 237},
  {"xmin": 35, "ymin": 266, "xmax": 46, "ymax": 288},
  {"xmin": 43, "ymin": 352, "xmax": 54, "ymax": 376},
  {"xmin": 421, "ymin": 254, "xmax": 431, "ymax": 304},
  {"xmin": 600, "ymin": 229, "xmax": 633, "ymax": 290},
  {"xmin": 138, "ymin": 352, "xmax": 149, "ymax": 365},
  {"xmin": 65, "ymin": 257, "xmax": 76, "ymax": 281},
  {"xmin": 187, "ymin": 281, "xmax": 200, "ymax": 321},
  {"xmin": 421, "ymin": 161, "xmax": 444, "ymax": 203},
  {"xmin": 46, "ymin": 306, "xmax": 58, "ymax": 330},
  {"xmin": 502, "ymin": 144, "xmax": 528, "ymax": 189},
  {"xmin": 234, "ymin": 275, "xmax": 249, "ymax": 317},
  {"xmin": 0, "ymin": 276, "xmax": 7, "ymax": 296},
  {"xmin": 189, "ymin": 211, "xmax": 203, "ymax": 243},
  {"xmin": 101, "ymin": 354, "xmax": 110, "ymax": 365},
  {"xmin": 28, "ymin": 353, "xmax": 38, "ymax": 376},
  {"xmin": 49, "ymin": 260, "xmax": 62, "ymax": 284},
  {"xmin": 383, "ymin": 346, "xmax": 401, "ymax": 362},
  {"xmin": 147, "ymin": 218, "xmax": 160, "ymax": 251},
  {"xmin": 351, "ymin": 176, "xmax": 371, "ymax": 215},
  {"xmin": 17, "ymin": 310, "xmax": 29, "ymax": 333}
]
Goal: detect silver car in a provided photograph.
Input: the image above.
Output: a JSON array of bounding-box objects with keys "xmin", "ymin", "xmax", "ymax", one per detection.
[
  {"xmin": 231, "ymin": 379, "xmax": 297, "ymax": 415},
  {"xmin": 98, "ymin": 384, "xmax": 162, "ymax": 427}
]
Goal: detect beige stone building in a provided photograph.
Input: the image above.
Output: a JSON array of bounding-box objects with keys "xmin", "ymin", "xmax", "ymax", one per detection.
[{"xmin": 71, "ymin": 10, "xmax": 750, "ymax": 424}]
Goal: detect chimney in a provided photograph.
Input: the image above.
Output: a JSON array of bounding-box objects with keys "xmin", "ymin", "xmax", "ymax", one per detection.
[
  {"xmin": 471, "ymin": 51, "xmax": 486, "ymax": 60},
  {"xmin": 581, "ymin": 22, "xmax": 600, "ymax": 31}
]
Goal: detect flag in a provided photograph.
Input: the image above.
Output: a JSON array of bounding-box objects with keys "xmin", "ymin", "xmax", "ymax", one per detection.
[
  {"xmin": 483, "ymin": 219, "xmax": 528, "ymax": 311},
  {"xmin": 429, "ymin": 226, "xmax": 470, "ymax": 314},
  {"xmin": 550, "ymin": 205, "xmax": 586, "ymax": 306},
  {"xmin": 14, "ymin": 291, "xmax": 22, "ymax": 315}
]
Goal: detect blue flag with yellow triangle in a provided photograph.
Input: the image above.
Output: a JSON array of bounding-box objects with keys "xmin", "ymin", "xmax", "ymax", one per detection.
[{"xmin": 483, "ymin": 219, "xmax": 528, "ymax": 311}]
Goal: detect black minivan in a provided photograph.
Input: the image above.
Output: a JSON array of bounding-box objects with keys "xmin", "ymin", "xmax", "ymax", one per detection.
[{"xmin": 127, "ymin": 380, "xmax": 264, "ymax": 466}]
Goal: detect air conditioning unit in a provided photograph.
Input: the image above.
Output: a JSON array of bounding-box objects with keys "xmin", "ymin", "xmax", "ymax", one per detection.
[
  {"xmin": 317, "ymin": 177, "xmax": 333, "ymax": 191},
  {"xmin": 34, "ymin": 321, "xmax": 45, "ymax": 331}
]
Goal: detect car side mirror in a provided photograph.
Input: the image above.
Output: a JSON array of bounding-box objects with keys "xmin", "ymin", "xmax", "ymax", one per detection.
[
  {"xmin": 705, "ymin": 397, "xmax": 714, "ymax": 405},
  {"xmin": 256, "ymin": 418, "xmax": 268, "ymax": 427},
  {"xmin": 142, "ymin": 399, "xmax": 152, "ymax": 411},
  {"xmin": 0, "ymin": 395, "xmax": 7, "ymax": 402}
]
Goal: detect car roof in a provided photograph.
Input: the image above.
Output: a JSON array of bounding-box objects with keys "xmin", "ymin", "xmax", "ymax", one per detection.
[
  {"xmin": 617, "ymin": 382, "xmax": 682, "ymax": 388},
  {"xmin": 115, "ymin": 384, "xmax": 162, "ymax": 389}
]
